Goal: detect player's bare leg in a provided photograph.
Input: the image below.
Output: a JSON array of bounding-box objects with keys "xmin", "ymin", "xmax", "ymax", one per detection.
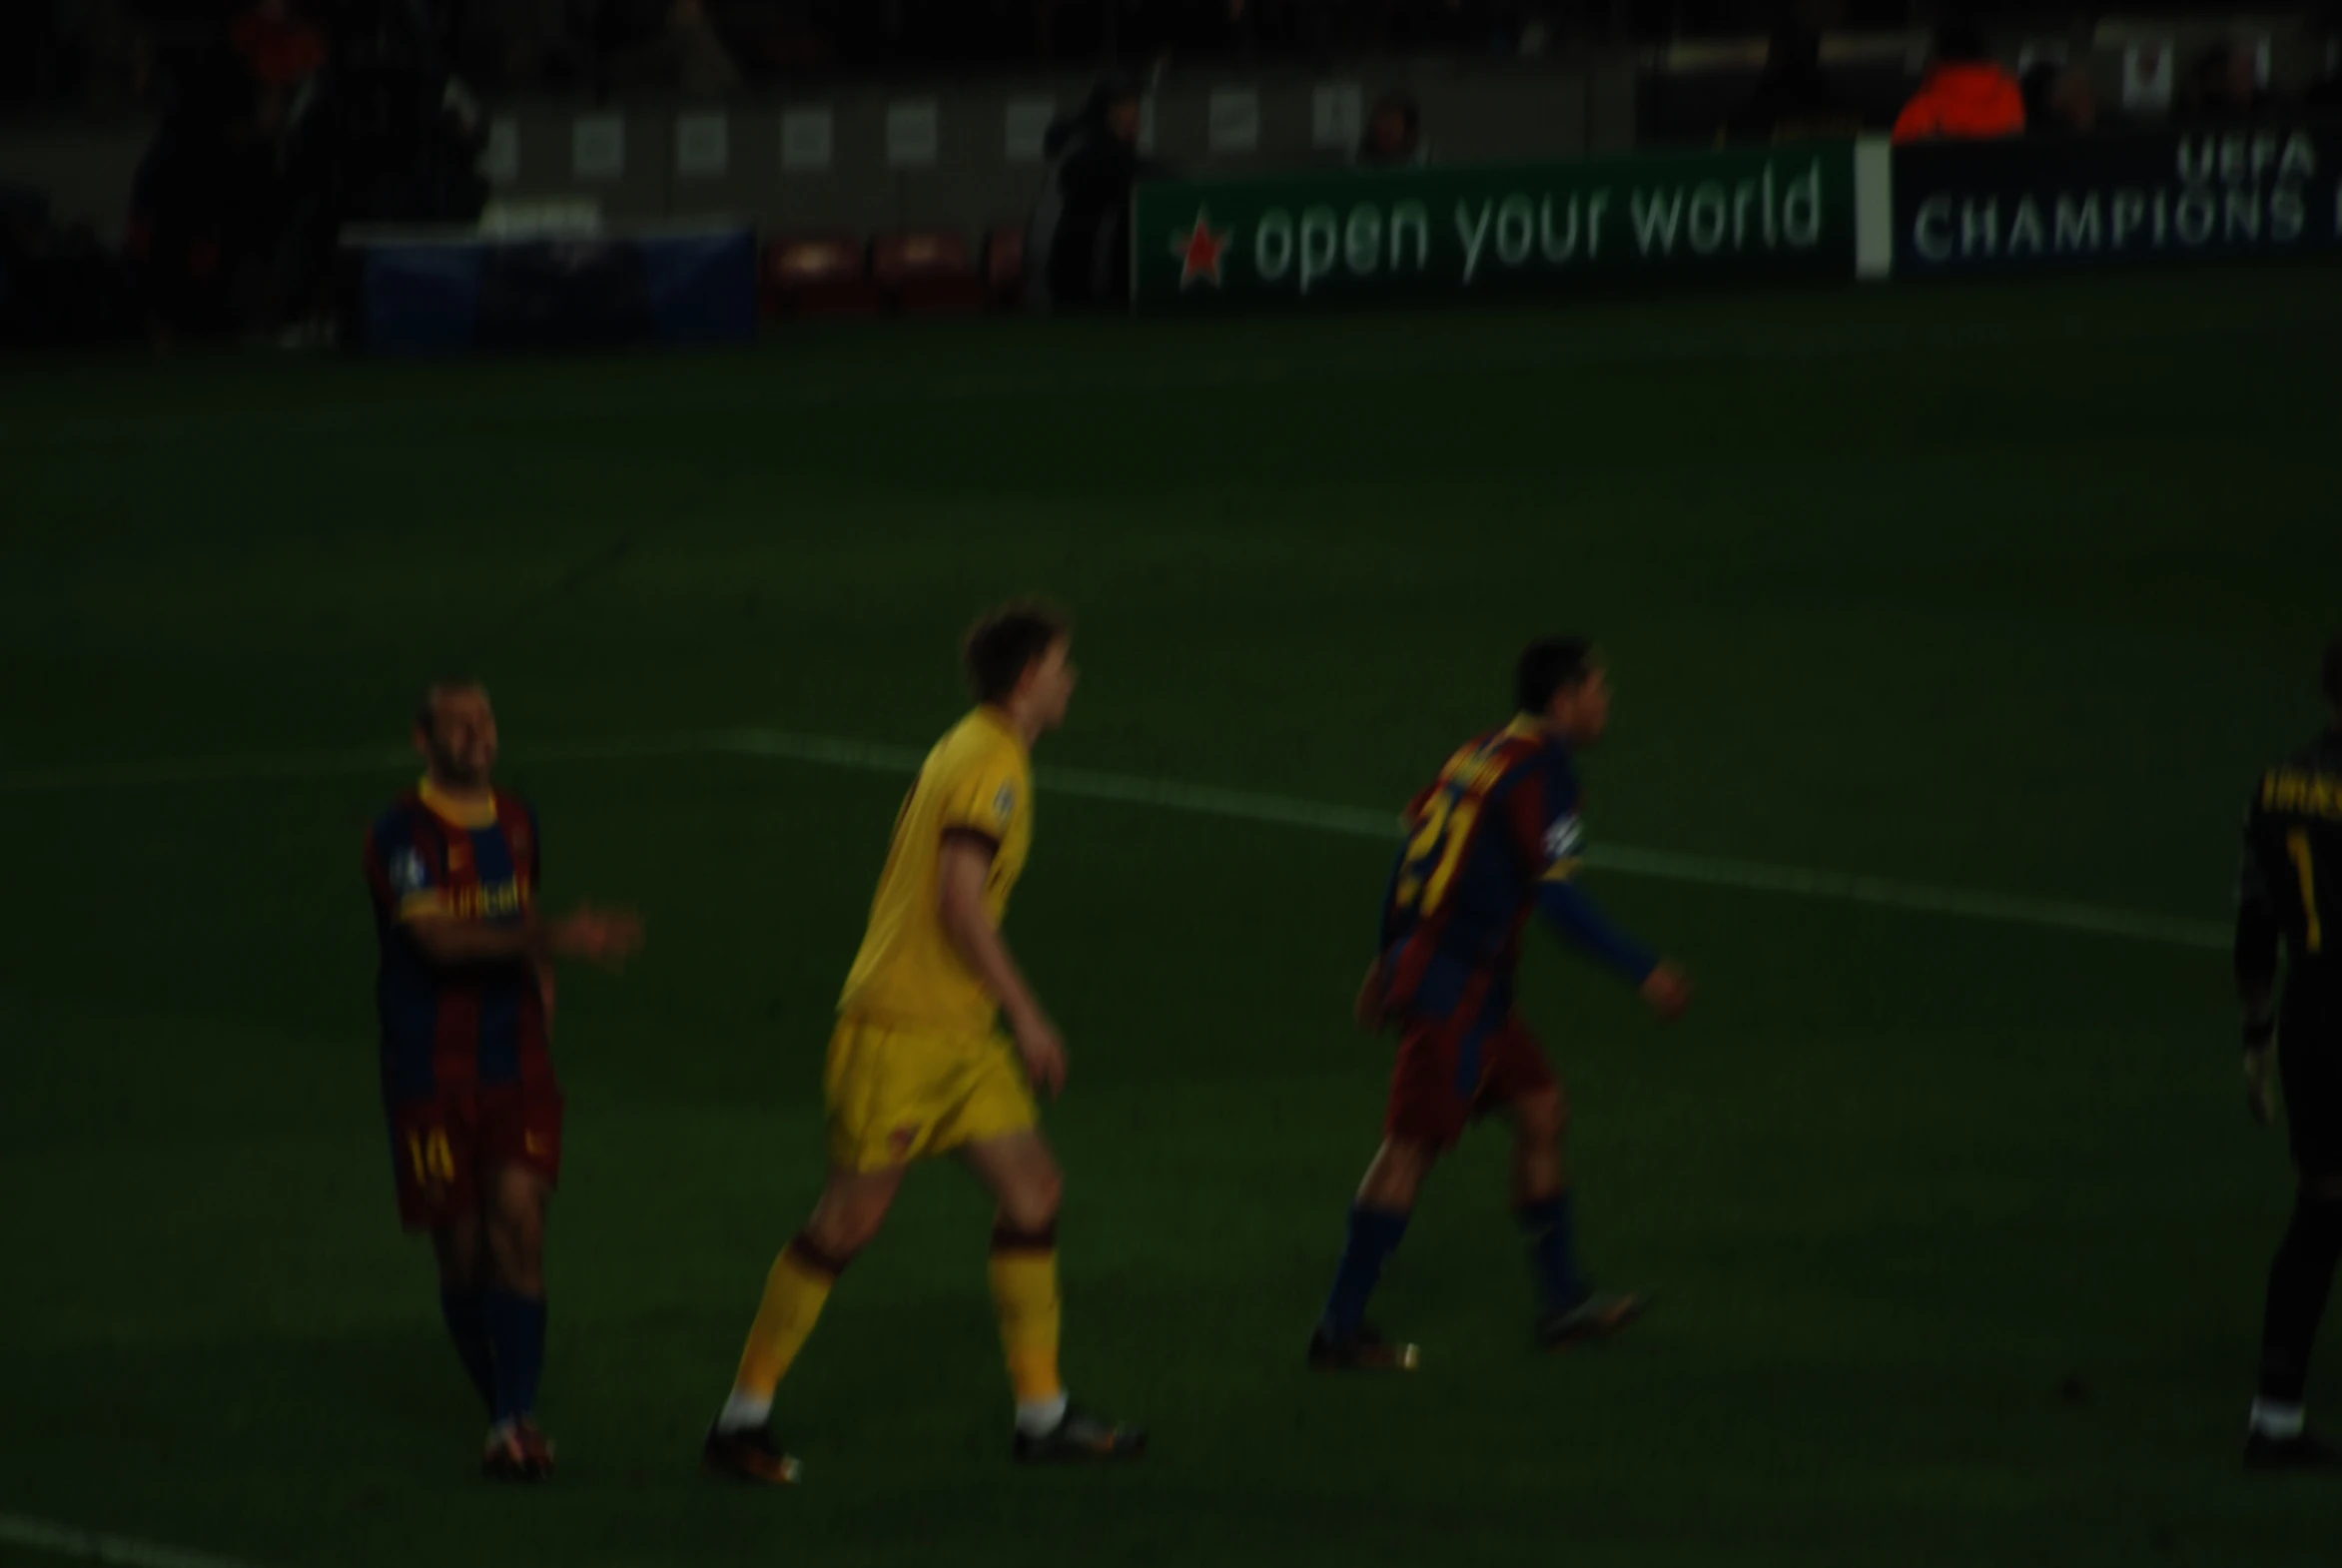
[
  {"xmin": 430, "ymin": 1211, "xmax": 499, "ymax": 1420},
  {"xmin": 1356, "ymin": 1135, "xmax": 1436, "ymax": 1211},
  {"xmin": 1506, "ymin": 1086, "xmax": 1566, "ymax": 1206},
  {"xmin": 479, "ymin": 1165, "xmax": 555, "ymax": 1479},
  {"xmin": 1310, "ymin": 1138, "xmax": 1430, "ymax": 1371},
  {"xmin": 961, "ymin": 1130, "xmax": 1146, "ymax": 1461},
  {"xmin": 1505, "ymin": 1088, "xmax": 1647, "ymax": 1348},
  {"xmin": 705, "ymin": 1163, "xmax": 906, "ymax": 1484}
]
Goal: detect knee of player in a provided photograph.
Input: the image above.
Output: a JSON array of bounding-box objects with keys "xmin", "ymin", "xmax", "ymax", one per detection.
[
  {"xmin": 808, "ymin": 1182, "xmax": 901, "ymax": 1257},
  {"xmin": 1005, "ymin": 1165, "xmax": 1064, "ymax": 1232},
  {"xmin": 486, "ymin": 1212, "xmax": 545, "ymax": 1277},
  {"xmin": 1513, "ymin": 1088, "xmax": 1567, "ymax": 1146},
  {"xmin": 484, "ymin": 1183, "xmax": 548, "ymax": 1268},
  {"xmin": 430, "ymin": 1219, "xmax": 488, "ymax": 1287},
  {"xmin": 1359, "ymin": 1138, "xmax": 1435, "ymax": 1206},
  {"xmin": 810, "ymin": 1207, "xmax": 885, "ymax": 1259}
]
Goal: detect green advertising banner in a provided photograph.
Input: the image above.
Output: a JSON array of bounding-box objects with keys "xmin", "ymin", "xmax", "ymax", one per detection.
[{"xmin": 1132, "ymin": 143, "xmax": 1859, "ymax": 309}]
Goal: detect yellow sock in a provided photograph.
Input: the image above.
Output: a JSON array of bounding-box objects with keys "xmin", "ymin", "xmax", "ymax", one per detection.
[
  {"xmin": 989, "ymin": 1224, "xmax": 1063, "ymax": 1407},
  {"xmin": 733, "ymin": 1235, "xmax": 842, "ymax": 1400}
]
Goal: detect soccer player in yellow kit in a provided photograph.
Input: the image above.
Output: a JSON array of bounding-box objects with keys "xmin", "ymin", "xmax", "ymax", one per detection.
[{"xmin": 704, "ymin": 602, "xmax": 1146, "ymax": 1481}]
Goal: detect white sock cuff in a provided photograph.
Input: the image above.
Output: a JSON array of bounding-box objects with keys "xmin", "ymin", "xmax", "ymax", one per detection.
[
  {"xmin": 1015, "ymin": 1390, "xmax": 1071, "ymax": 1436},
  {"xmin": 720, "ymin": 1390, "xmax": 775, "ymax": 1432},
  {"xmin": 2249, "ymin": 1398, "xmax": 2306, "ymax": 1438}
]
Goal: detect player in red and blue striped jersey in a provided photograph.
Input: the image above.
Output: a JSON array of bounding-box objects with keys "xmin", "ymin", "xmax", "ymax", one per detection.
[
  {"xmin": 362, "ymin": 681, "xmax": 641, "ymax": 1479},
  {"xmin": 1310, "ymin": 638, "xmax": 1692, "ymax": 1370}
]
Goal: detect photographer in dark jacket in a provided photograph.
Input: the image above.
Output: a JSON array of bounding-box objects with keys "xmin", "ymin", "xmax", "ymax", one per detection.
[
  {"xmin": 1025, "ymin": 75, "xmax": 1167, "ymax": 311},
  {"xmin": 1720, "ymin": 24, "xmax": 1857, "ymax": 144},
  {"xmin": 126, "ymin": 33, "xmax": 275, "ymax": 339}
]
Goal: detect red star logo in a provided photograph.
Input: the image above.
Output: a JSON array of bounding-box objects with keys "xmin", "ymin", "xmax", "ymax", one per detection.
[{"xmin": 1173, "ymin": 210, "xmax": 1232, "ymax": 289}]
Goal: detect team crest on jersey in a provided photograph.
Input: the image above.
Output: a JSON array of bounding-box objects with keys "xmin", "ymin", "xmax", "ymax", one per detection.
[
  {"xmin": 993, "ymin": 781, "xmax": 1018, "ymax": 824},
  {"xmin": 390, "ymin": 848, "xmax": 430, "ymax": 894},
  {"xmin": 1544, "ymin": 815, "xmax": 1586, "ymax": 861}
]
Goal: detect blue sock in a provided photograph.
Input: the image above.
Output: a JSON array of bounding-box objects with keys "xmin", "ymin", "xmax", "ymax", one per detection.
[
  {"xmin": 483, "ymin": 1291, "xmax": 547, "ymax": 1426},
  {"xmin": 1517, "ymin": 1192, "xmax": 1586, "ymax": 1314},
  {"xmin": 1319, "ymin": 1205, "xmax": 1410, "ymax": 1338},
  {"xmin": 438, "ymin": 1288, "xmax": 497, "ymax": 1415}
]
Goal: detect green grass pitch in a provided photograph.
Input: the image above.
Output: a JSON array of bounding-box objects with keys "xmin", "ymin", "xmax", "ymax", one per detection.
[{"xmin": 4, "ymin": 265, "xmax": 2341, "ymax": 1568}]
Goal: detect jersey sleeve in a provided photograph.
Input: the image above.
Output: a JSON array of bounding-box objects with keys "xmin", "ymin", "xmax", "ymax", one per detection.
[
  {"xmin": 1520, "ymin": 757, "xmax": 1654, "ymax": 983},
  {"xmin": 366, "ymin": 810, "xmax": 448, "ymax": 923},
  {"xmin": 937, "ymin": 738, "xmax": 1027, "ymax": 848},
  {"xmin": 1500, "ymin": 754, "xmax": 1587, "ymax": 883},
  {"xmin": 2235, "ymin": 784, "xmax": 2281, "ymax": 988}
]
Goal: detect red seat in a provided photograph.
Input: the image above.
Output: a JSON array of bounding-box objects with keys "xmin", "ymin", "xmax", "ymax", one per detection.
[
  {"xmin": 984, "ymin": 224, "xmax": 1026, "ymax": 308},
  {"xmin": 763, "ymin": 233, "xmax": 882, "ymax": 318},
  {"xmin": 871, "ymin": 229, "xmax": 988, "ymax": 315}
]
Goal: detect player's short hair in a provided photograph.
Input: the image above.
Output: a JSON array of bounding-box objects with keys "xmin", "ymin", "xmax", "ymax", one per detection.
[
  {"xmin": 1516, "ymin": 637, "xmax": 1598, "ymax": 715},
  {"xmin": 2324, "ymin": 632, "xmax": 2342, "ymax": 708},
  {"xmin": 414, "ymin": 679, "xmax": 486, "ymax": 738},
  {"xmin": 963, "ymin": 601, "xmax": 1071, "ymax": 705}
]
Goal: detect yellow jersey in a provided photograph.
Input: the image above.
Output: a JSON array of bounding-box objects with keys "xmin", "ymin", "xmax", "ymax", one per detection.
[{"xmin": 837, "ymin": 707, "xmax": 1033, "ymax": 1034}]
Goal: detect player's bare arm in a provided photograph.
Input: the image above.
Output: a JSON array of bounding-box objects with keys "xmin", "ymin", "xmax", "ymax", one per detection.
[
  {"xmin": 938, "ymin": 830, "xmax": 1065, "ymax": 1097},
  {"xmin": 407, "ymin": 904, "xmax": 642, "ymax": 971},
  {"xmin": 1534, "ymin": 875, "xmax": 1691, "ymax": 1021}
]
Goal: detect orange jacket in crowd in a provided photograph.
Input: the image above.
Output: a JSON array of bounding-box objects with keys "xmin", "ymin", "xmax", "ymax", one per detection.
[{"xmin": 1892, "ymin": 61, "xmax": 2026, "ymax": 143}]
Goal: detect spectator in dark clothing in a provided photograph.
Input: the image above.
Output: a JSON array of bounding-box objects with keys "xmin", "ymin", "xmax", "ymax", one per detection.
[
  {"xmin": 2308, "ymin": 8, "xmax": 2342, "ymax": 113},
  {"xmin": 125, "ymin": 36, "xmax": 276, "ymax": 338},
  {"xmin": 605, "ymin": 0, "xmax": 742, "ymax": 98},
  {"xmin": 1353, "ymin": 90, "xmax": 1427, "ymax": 167},
  {"xmin": 1721, "ymin": 24, "xmax": 1859, "ymax": 143},
  {"xmin": 2182, "ymin": 43, "xmax": 2273, "ymax": 124},
  {"xmin": 2020, "ymin": 60, "xmax": 2098, "ymax": 135},
  {"xmin": 231, "ymin": 0, "xmax": 327, "ymax": 95},
  {"xmin": 1025, "ymin": 75, "xmax": 1165, "ymax": 311}
]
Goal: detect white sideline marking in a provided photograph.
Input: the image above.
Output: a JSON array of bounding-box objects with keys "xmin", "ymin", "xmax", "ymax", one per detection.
[
  {"xmin": 0, "ymin": 1512, "xmax": 262, "ymax": 1568},
  {"xmin": 720, "ymin": 730, "xmax": 2225, "ymax": 950},
  {"xmin": 0, "ymin": 727, "xmax": 2228, "ymax": 953}
]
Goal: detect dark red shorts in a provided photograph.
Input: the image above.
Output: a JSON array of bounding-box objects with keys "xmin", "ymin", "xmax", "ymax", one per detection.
[
  {"xmin": 1385, "ymin": 1012, "xmax": 1558, "ymax": 1150},
  {"xmin": 386, "ymin": 1081, "xmax": 563, "ymax": 1232}
]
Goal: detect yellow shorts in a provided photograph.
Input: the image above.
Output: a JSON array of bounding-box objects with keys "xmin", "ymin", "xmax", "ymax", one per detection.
[{"xmin": 824, "ymin": 1017, "xmax": 1039, "ymax": 1173}]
